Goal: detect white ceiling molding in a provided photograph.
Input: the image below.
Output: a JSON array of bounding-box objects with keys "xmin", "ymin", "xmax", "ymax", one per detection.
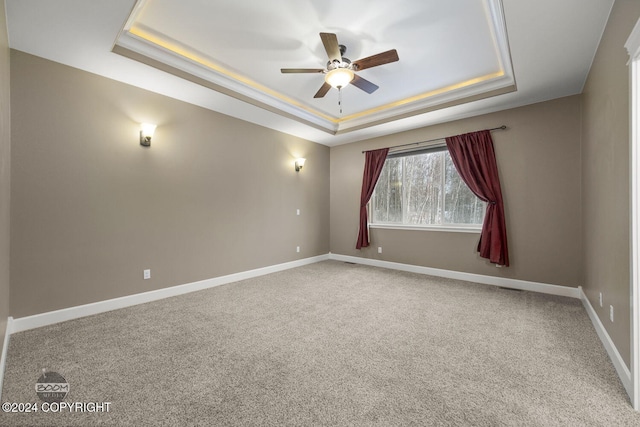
[
  {"xmin": 626, "ymin": 18, "xmax": 640, "ymax": 62},
  {"xmin": 113, "ymin": 31, "xmax": 339, "ymax": 133}
]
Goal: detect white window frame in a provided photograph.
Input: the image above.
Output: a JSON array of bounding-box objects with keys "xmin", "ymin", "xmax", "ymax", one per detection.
[
  {"xmin": 369, "ymin": 147, "xmax": 484, "ymax": 233},
  {"xmin": 369, "ymin": 223, "xmax": 482, "ymax": 234}
]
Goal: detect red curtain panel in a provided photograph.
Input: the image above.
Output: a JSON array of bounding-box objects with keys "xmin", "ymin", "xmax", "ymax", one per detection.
[
  {"xmin": 356, "ymin": 148, "xmax": 390, "ymax": 249},
  {"xmin": 445, "ymin": 130, "xmax": 510, "ymax": 266}
]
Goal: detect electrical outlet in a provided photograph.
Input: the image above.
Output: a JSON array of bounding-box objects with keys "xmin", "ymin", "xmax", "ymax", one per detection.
[
  {"xmin": 378, "ymin": 247, "xmax": 382, "ymax": 254},
  {"xmin": 296, "ymin": 209, "xmax": 300, "ymax": 216},
  {"xmin": 296, "ymin": 246, "xmax": 300, "ymax": 253},
  {"xmin": 599, "ymin": 292, "xmax": 603, "ymax": 307},
  {"xmin": 143, "ymin": 269, "xmax": 151, "ymax": 280},
  {"xmin": 610, "ymin": 305, "xmax": 614, "ymax": 322}
]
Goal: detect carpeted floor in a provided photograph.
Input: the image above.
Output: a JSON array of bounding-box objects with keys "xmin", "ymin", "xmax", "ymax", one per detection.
[{"xmin": 1, "ymin": 260, "xmax": 639, "ymax": 426}]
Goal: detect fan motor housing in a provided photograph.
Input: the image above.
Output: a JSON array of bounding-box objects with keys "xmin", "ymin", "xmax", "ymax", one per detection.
[
  {"xmin": 327, "ymin": 57, "xmax": 351, "ymax": 71},
  {"xmin": 327, "ymin": 44, "xmax": 353, "ymax": 71}
]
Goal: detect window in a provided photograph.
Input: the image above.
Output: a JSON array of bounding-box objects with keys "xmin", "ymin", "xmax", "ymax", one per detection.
[{"xmin": 371, "ymin": 147, "xmax": 485, "ymax": 230}]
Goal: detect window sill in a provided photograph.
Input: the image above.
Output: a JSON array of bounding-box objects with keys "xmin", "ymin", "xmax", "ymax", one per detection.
[{"xmin": 369, "ymin": 224, "xmax": 482, "ymax": 233}]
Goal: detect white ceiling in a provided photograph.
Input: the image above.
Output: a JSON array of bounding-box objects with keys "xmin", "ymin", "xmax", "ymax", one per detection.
[{"xmin": 5, "ymin": 0, "xmax": 614, "ymax": 146}]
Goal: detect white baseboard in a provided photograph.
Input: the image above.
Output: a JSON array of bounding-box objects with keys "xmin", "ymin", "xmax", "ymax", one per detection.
[
  {"xmin": 329, "ymin": 253, "xmax": 581, "ymax": 299},
  {"xmin": 10, "ymin": 253, "xmax": 579, "ymax": 335},
  {"xmin": 579, "ymin": 287, "xmax": 632, "ymax": 397},
  {"xmin": 0, "ymin": 316, "xmax": 13, "ymax": 402},
  {"xmin": 11, "ymin": 254, "xmax": 329, "ymax": 334}
]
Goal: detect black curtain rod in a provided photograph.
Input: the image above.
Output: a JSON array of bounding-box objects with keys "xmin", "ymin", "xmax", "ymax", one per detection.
[{"xmin": 362, "ymin": 125, "xmax": 507, "ymax": 154}]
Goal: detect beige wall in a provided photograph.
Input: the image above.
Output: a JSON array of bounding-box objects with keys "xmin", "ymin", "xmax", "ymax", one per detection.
[
  {"xmin": 0, "ymin": 0, "xmax": 10, "ymax": 352},
  {"xmin": 581, "ymin": 0, "xmax": 640, "ymax": 369},
  {"xmin": 330, "ymin": 95, "xmax": 582, "ymax": 287},
  {"xmin": 10, "ymin": 50, "xmax": 329, "ymax": 318}
]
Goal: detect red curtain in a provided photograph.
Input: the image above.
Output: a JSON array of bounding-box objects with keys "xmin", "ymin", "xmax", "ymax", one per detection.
[
  {"xmin": 445, "ymin": 130, "xmax": 509, "ymax": 266},
  {"xmin": 356, "ymin": 148, "xmax": 390, "ymax": 249}
]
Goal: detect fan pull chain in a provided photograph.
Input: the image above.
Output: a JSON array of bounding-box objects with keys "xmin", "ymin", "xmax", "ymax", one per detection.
[{"xmin": 338, "ymin": 87, "xmax": 343, "ymax": 114}]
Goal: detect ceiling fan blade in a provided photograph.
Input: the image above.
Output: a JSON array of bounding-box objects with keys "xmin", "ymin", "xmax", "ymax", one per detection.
[
  {"xmin": 320, "ymin": 32, "xmax": 341, "ymax": 63},
  {"xmin": 314, "ymin": 82, "xmax": 332, "ymax": 98},
  {"xmin": 281, "ymin": 68, "xmax": 325, "ymax": 73},
  {"xmin": 351, "ymin": 74, "xmax": 379, "ymax": 94},
  {"xmin": 352, "ymin": 49, "xmax": 399, "ymax": 71}
]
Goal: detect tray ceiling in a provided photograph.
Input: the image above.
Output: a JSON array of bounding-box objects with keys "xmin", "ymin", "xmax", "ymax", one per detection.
[
  {"xmin": 5, "ymin": 0, "xmax": 615, "ymax": 145},
  {"xmin": 114, "ymin": 0, "xmax": 516, "ymax": 135}
]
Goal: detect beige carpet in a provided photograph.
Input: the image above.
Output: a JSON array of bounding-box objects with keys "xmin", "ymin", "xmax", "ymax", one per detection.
[{"xmin": 1, "ymin": 260, "xmax": 639, "ymax": 426}]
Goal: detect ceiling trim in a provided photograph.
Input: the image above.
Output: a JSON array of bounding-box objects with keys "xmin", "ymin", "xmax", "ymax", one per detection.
[
  {"xmin": 114, "ymin": 29, "xmax": 338, "ymax": 133},
  {"xmin": 335, "ymin": 84, "xmax": 517, "ymax": 135},
  {"xmin": 111, "ymin": 43, "xmax": 337, "ymax": 135}
]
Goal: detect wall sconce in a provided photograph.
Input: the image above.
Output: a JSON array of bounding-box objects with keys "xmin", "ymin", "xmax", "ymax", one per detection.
[
  {"xmin": 295, "ymin": 158, "xmax": 306, "ymax": 172},
  {"xmin": 140, "ymin": 123, "xmax": 157, "ymax": 147}
]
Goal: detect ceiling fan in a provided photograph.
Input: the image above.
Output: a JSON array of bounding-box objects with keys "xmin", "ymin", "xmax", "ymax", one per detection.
[{"xmin": 281, "ymin": 32, "xmax": 399, "ymax": 100}]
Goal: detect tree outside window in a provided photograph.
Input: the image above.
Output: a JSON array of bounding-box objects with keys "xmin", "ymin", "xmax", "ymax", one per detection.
[{"xmin": 371, "ymin": 149, "xmax": 485, "ymax": 228}]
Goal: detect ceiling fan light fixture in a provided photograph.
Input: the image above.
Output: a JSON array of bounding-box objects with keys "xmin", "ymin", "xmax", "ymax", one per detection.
[{"xmin": 325, "ymin": 68, "xmax": 354, "ymax": 89}]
